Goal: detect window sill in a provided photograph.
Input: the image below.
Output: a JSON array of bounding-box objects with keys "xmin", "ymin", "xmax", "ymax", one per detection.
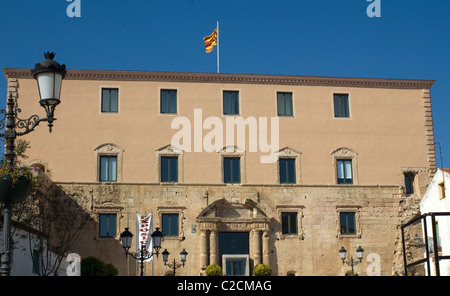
[
  {"xmin": 279, "ymin": 233, "xmax": 304, "ymax": 240},
  {"xmin": 163, "ymin": 236, "xmax": 184, "ymax": 241},
  {"xmin": 338, "ymin": 234, "xmax": 361, "ymax": 239}
]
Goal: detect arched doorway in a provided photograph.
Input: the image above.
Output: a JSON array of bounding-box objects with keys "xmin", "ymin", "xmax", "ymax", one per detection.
[{"xmin": 196, "ymin": 198, "xmax": 271, "ymax": 275}]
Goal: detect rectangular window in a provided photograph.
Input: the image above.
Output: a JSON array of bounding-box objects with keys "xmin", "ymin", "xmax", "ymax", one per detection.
[
  {"xmin": 334, "ymin": 94, "xmax": 349, "ymax": 118},
  {"xmin": 161, "ymin": 156, "xmax": 178, "ymax": 182},
  {"xmin": 281, "ymin": 212, "xmax": 298, "ymax": 235},
  {"xmin": 340, "ymin": 212, "xmax": 356, "ymax": 235},
  {"xmin": 336, "ymin": 159, "xmax": 353, "ymax": 184},
  {"xmin": 404, "ymin": 173, "xmax": 415, "ymax": 194},
  {"xmin": 160, "ymin": 89, "xmax": 177, "ymax": 114},
  {"xmin": 99, "ymin": 214, "xmax": 117, "ymax": 238},
  {"xmin": 99, "ymin": 156, "xmax": 117, "ymax": 182},
  {"xmin": 101, "ymin": 88, "xmax": 118, "ymax": 113},
  {"xmin": 277, "ymin": 92, "xmax": 293, "ymax": 116},
  {"xmin": 32, "ymin": 250, "xmax": 40, "ymax": 274},
  {"xmin": 162, "ymin": 214, "xmax": 179, "ymax": 237},
  {"xmin": 223, "ymin": 91, "xmax": 239, "ymax": 115},
  {"xmin": 224, "ymin": 157, "xmax": 241, "ymax": 184},
  {"xmin": 279, "ymin": 158, "xmax": 296, "ymax": 184},
  {"xmin": 438, "ymin": 182, "xmax": 446, "ymax": 199}
]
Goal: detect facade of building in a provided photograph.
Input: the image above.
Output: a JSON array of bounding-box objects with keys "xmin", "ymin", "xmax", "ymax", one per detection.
[{"xmin": 3, "ymin": 68, "xmax": 437, "ymax": 276}]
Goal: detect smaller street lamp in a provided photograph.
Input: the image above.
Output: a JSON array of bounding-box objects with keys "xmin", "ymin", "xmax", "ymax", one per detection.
[
  {"xmin": 339, "ymin": 246, "xmax": 364, "ymax": 275},
  {"xmin": 162, "ymin": 248, "xmax": 188, "ymax": 276},
  {"xmin": 120, "ymin": 227, "xmax": 164, "ymax": 276}
]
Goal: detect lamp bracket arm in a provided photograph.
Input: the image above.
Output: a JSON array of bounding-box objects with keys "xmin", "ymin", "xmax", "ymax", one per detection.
[
  {"xmin": 344, "ymin": 260, "xmax": 360, "ymax": 267},
  {"xmin": 16, "ymin": 114, "xmax": 47, "ymax": 137}
]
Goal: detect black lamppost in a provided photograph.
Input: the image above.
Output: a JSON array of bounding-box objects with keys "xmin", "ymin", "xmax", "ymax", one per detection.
[
  {"xmin": 0, "ymin": 52, "xmax": 66, "ymax": 276},
  {"xmin": 162, "ymin": 248, "xmax": 188, "ymax": 276},
  {"xmin": 120, "ymin": 227, "xmax": 164, "ymax": 276},
  {"xmin": 339, "ymin": 246, "xmax": 364, "ymax": 275}
]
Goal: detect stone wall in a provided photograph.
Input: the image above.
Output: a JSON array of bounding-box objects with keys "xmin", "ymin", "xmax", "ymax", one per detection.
[{"xmin": 56, "ymin": 182, "xmax": 401, "ymax": 276}]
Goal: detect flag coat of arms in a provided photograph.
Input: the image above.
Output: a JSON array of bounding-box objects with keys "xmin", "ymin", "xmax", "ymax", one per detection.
[{"xmin": 203, "ymin": 28, "xmax": 218, "ymax": 53}]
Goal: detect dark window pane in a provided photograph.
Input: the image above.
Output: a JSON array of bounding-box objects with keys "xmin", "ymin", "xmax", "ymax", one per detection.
[
  {"xmin": 32, "ymin": 250, "xmax": 40, "ymax": 274},
  {"xmin": 281, "ymin": 212, "xmax": 298, "ymax": 235},
  {"xmin": 162, "ymin": 214, "xmax": 179, "ymax": 236},
  {"xmin": 223, "ymin": 91, "xmax": 239, "ymax": 115},
  {"xmin": 99, "ymin": 156, "xmax": 117, "ymax": 182},
  {"xmin": 280, "ymin": 158, "xmax": 296, "ymax": 184},
  {"xmin": 99, "ymin": 214, "xmax": 116, "ymax": 237},
  {"xmin": 161, "ymin": 156, "xmax": 178, "ymax": 182},
  {"xmin": 101, "ymin": 89, "xmax": 118, "ymax": 113},
  {"xmin": 161, "ymin": 90, "xmax": 177, "ymax": 114},
  {"xmin": 334, "ymin": 94, "xmax": 349, "ymax": 118},
  {"xmin": 404, "ymin": 174, "xmax": 414, "ymax": 194},
  {"xmin": 277, "ymin": 92, "xmax": 293, "ymax": 116},
  {"xmin": 336, "ymin": 159, "xmax": 353, "ymax": 184},
  {"xmin": 224, "ymin": 157, "xmax": 240, "ymax": 183},
  {"xmin": 340, "ymin": 212, "xmax": 356, "ymax": 235}
]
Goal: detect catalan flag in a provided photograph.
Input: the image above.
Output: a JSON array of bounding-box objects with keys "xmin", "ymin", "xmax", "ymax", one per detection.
[{"xmin": 203, "ymin": 27, "xmax": 218, "ymax": 53}]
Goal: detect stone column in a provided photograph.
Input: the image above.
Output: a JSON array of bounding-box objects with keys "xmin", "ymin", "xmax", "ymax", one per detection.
[
  {"xmin": 200, "ymin": 229, "xmax": 209, "ymax": 269},
  {"xmin": 210, "ymin": 229, "xmax": 219, "ymax": 265},
  {"xmin": 252, "ymin": 229, "xmax": 261, "ymax": 266},
  {"xmin": 262, "ymin": 229, "xmax": 270, "ymax": 265}
]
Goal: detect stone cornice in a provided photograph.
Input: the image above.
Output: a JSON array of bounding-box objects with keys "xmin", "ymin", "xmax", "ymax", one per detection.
[{"xmin": 3, "ymin": 68, "xmax": 435, "ymax": 89}]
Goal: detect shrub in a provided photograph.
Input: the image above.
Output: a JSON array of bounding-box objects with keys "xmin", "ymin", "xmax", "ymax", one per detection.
[
  {"xmin": 205, "ymin": 264, "xmax": 222, "ymax": 276},
  {"xmin": 81, "ymin": 256, "xmax": 118, "ymax": 276},
  {"xmin": 253, "ymin": 264, "xmax": 272, "ymax": 276}
]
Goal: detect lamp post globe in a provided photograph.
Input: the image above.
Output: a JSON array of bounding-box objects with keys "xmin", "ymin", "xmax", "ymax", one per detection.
[
  {"xmin": 120, "ymin": 228, "xmax": 133, "ymax": 254},
  {"xmin": 180, "ymin": 249, "xmax": 188, "ymax": 264},
  {"xmin": 151, "ymin": 227, "xmax": 163, "ymax": 251},
  {"xmin": 162, "ymin": 249, "xmax": 170, "ymax": 264},
  {"xmin": 339, "ymin": 246, "xmax": 347, "ymax": 262},
  {"xmin": 356, "ymin": 246, "xmax": 364, "ymax": 262},
  {"xmin": 31, "ymin": 52, "xmax": 67, "ymax": 132}
]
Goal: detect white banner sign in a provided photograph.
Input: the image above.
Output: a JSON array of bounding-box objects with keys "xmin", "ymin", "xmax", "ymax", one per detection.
[{"xmin": 136, "ymin": 213, "xmax": 153, "ymax": 262}]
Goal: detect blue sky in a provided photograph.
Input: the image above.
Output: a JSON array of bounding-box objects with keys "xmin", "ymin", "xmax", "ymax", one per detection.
[{"xmin": 0, "ymin": 0, "xmax": 449, "ymax": 168}]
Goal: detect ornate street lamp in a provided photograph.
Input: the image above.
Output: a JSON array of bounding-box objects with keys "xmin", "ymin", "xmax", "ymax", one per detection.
[
  {"xmin": 0, "ymin": 52, "xmax": 66, "ymax": 276},
  {"xmin": 339, "ymin": 246, "xmax": 364, "ymax": 275},
  {"xmin": 162, "ymin": 248, "xmax": 188, "ymax": 276},
  {"xmin": 31, "ymin": 52, "xmax": 66, "ymax": 133},
  {"xmin": 120, "ymin": 227, "xmax": 164, "ymax": 276}
]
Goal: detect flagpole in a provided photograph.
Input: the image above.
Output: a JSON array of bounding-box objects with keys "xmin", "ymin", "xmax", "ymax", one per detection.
[
  {"xmin": 135, "ymin": 211, "xmax": 138, "ymax": 276},
  {"xmin": 151, "ymin": 211, "xmax": 154, "ymax": 276},
  {"xmin": 126, "ymin": 211, "xmax": 129, "ymax": 276},
  {"xmin": 217, "ymin": 20, "xmax": 220, "ymax": 74}
]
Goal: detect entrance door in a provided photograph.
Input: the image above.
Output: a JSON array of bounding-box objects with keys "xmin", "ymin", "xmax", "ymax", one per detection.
[{"xmin": 219, "ymin": 232, "xmax": 249, "ymax": 276}]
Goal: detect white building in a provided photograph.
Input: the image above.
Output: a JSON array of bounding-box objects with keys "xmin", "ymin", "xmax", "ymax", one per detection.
[
  {"xmin": 0, "ymin": 223, "xmax": 70, "ymax": 276},
  {"xmin": 419, "ymin": 168, "xmax": 450, "ymax": 276}
]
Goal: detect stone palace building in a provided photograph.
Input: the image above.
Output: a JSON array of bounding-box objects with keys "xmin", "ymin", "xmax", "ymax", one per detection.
[{"xmin": 3, "ymin": 67, "xmax": 436, "ymax": 276}]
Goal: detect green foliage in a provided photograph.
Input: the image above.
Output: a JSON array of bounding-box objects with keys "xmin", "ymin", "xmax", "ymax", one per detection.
[
  {"xmin": 0, "ymin": 140, "xmax": 40, "ymax": 188},
  {"xmin": 0, "ymin": 160, "xmax": 36, "ymax": 184},
  {"xmin": 205, "ymin": 264, "xmax": 222, "ymax": 276},
  {"xmin": 104, "ymin": 262, "xmax": 119, "ymax": 276},
  {"xmin": 253, "ymin": 264, "xmax": 272, "ymax": 276},
  {"xmin": 81, "ymin": 256, "xmax": 118, "ymax": 276}
]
